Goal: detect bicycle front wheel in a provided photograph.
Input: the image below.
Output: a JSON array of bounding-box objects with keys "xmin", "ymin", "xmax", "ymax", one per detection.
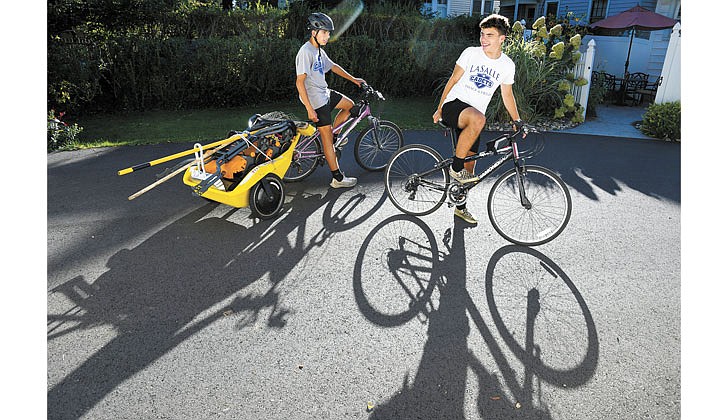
[
  {"xmin": 488, "ymin": 165, "xmax": 571, "ymax": 246},
  {"xmin": 385, "ymin": 144, "xmax": 448, "ymax": 216},
  {"xmin": 354, "ymin": 120, "xmax": 404, "ymax": 171},
  {"xmin": 283, "ymin": 135, "xmax": 321, "ymax": 182}
]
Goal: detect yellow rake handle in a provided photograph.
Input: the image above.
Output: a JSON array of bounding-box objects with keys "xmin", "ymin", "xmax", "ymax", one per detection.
[{"xmin": 117, "ymin": 135, "xmax": 240, "ymax": 176}]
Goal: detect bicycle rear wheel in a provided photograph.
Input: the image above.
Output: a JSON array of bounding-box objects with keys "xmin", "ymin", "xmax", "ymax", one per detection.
[
  {"xmin": 385, "ymin": 144, "xmax": 448, "ymax": 216},
  {"xmin": 283, "ymin": 135, "xmax": 321, "ymax": 182},
  {"xmin": 488, "ymin": 165, "xmax": 571, "ymax": 246},
  {"xmin": 354, "ymin": 120, "xmax": 404, "ymax": 171}
]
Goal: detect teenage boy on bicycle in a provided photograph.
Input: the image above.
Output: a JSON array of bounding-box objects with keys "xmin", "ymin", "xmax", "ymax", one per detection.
[
  {"xmin": 432, "ymin": 14, "xmax": 523, "ymax": 224},
  {"xmin": 295, "ymin": 12, "xmax": 365, "ymax": 188}
]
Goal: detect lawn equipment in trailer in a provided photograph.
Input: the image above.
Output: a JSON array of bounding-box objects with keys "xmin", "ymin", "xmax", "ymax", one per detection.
[{"xmin": 118, "ymin": 113, "xmax": 316, "ymax": 219}]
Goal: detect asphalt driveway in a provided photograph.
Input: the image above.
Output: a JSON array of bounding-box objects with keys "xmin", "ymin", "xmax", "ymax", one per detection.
[{"xmin": 47, "ymin": 130, "xmax": 680, "ymax": 419}]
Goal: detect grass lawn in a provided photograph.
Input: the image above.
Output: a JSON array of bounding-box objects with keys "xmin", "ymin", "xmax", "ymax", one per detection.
[{"xmin": 76, "ymin": 96, "xmax": 439, "ymax": 149}]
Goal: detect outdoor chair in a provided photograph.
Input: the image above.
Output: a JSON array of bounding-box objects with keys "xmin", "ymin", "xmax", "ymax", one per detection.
[
  {"xmin": 635, "ymin": 76, "xmax": 663, "ymax": 105},
  {"xmin": 623, "ymin": 72, "xmax": 649, "ymax": 106}
]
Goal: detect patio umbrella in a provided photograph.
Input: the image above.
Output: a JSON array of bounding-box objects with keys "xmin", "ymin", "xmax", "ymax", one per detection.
[{"xmin": 590, "ymin": 5, "xmax": 677, "ymax": 77}]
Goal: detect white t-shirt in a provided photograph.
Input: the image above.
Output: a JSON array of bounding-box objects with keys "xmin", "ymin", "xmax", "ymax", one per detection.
[
  {"xmin": 444, "ymin": 46, "xmax": 516, "ymax": 114},
  {"xmin": 295, "ymin": 42, "xmax": 335, "ymax": 109}
]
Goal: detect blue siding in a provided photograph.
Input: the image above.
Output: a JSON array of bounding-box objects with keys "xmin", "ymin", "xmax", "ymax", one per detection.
[
  {"xmin": 558, "ymin": 0, "xmax": 590, "ymax": 19},
  {"xmin": 607, "ymin": 1, "xmax": 658, "ymax": 16},
  {"xmin": 556, "ymin": 1, "xmax": 662, "ymax": 23},
  {"xmin": 608, "ymin": 1, "xmax": 638, "ymax": 16}
]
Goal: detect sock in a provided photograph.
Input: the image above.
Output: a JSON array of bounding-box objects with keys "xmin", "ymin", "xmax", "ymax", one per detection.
[
  {"xmin": 452, "ymin": 156, "xmax": 465, "ymax": 172},
  {"xmin": 332, "ymin": 169, "xmax": 344, "ymax": 182},
  {"xmin": 456, "ymin": 203, "xmax": 467, "ymax": 211}
]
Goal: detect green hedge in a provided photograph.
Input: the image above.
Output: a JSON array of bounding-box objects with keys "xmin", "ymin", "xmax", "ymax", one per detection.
[
  {"xmin": 48, "ymin": 3, "xmax": 580, "ymax": 125},
  {"xmin": 48, "ymin": 33, "xmax": 469, "ymax": 113}
]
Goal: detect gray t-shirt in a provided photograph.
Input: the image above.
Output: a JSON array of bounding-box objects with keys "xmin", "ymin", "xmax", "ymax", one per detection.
[{"xmin": 295, "ymin": 41, "xmax": 334, "ymax": 109}]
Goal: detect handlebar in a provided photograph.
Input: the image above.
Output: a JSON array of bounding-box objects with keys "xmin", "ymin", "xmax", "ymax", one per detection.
[{"xmin": 360, "ymin": 83, "xmax": 385, "ymax": 101}]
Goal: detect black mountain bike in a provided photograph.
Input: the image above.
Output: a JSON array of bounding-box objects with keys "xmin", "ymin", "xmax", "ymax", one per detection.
[{"xmin": 384, "ymin": 123, "xmax": 571, "ymax": 246}]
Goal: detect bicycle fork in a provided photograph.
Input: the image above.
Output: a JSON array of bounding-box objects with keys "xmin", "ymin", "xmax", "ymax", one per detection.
[
  {"xmin": 513, "ymin": 142, "xmax": 532, "ymax": 210},
  {"xmin": 368, "ymin": 116, "xmax": 383, "ymax": 150}
]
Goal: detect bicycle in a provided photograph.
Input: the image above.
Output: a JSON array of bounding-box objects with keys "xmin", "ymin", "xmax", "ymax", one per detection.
[
  {"xmin": 384, "ymin": 122, "xmax": 571, "ymax": 246},
  {"xmin": 283, "ymin": 84, "xmax": 404, "ymax": 182}
]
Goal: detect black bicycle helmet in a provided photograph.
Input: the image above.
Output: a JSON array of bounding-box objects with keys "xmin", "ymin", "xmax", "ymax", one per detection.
[{"xmin": 307, "ymin": 12, "xmax": 335, "ymax": 32}]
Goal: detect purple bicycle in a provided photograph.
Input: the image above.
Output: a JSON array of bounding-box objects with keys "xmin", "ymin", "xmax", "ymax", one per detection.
[{"xmin": 283, "ymin": 84, "xmax": 404, "ymax": 182}]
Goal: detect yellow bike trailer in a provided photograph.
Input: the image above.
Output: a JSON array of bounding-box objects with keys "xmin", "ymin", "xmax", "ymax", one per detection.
[{"xmin": 119, "ymin": 114, "xmax": 316, "ymax": 220}]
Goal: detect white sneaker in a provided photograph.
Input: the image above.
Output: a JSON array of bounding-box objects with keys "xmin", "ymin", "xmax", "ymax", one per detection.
[
  {"xmin": 330, "ymin": 176, "xmax": 357, "ymax": 188},
  {"xmin": 335, "ymin": 135, "xmax": 348, "ymax": 147},
  {"xmin": 449, "ymin": 167, "xmax": 478, "ymax": 184},
  {"xmin": 454, "ymin": 207, "xmax": 478, "ymax": 224}
]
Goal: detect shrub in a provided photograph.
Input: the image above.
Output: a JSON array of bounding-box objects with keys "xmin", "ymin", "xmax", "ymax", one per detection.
[
  {"xmin": 586, "ymin": 71, "xmax": 610, "ymax": 117},
  {"xmin": 48, "ymin": 110, "xmax": 84, "ymax": 152},
  {"xmin": 640, "ymin": 101, "xmax": 680, "ymax": 141}
]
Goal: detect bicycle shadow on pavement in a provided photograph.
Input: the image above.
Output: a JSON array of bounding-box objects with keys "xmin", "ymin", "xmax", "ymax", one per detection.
[
  {"xmin": 47, "ymin": 178, "xmax": 386, "ymax": 419},
  {"xmin": 353, "ymin": 215, "xmax": 599, "ymax": 419}
]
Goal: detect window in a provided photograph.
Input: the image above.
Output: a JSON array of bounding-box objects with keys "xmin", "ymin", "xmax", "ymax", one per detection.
[
  {"xmin": 546, "ymin": 2, "xmax": 558, "ymax": 18},
  {"xmin": 472, "ymin": 0, "xmax": 493, "ymax": 16},
  {"xmin": 590, "ymin": 0, "xmax": 607, "ymax": 22}
]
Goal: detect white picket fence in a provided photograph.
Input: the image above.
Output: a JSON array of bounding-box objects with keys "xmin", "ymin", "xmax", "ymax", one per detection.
[{"xmin": 571, "ymin": 39, "xmax": 597, "ymax": 119}]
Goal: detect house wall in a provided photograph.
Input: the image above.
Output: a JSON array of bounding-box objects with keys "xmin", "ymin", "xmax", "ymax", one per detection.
[
  {"xmin": 647, "ymin": 0, "xmax": 680, "ymax": 76},
  {"xmin": 450, "ymin": 0, "xmax": 473, "ymax": 16},
  {"xmin": 556, "ymin": 0, "xmax": 660, "ymax": 22},
  {"xmin": 557, "ymin": 0, "xmax": 589, "ymax": 20}
]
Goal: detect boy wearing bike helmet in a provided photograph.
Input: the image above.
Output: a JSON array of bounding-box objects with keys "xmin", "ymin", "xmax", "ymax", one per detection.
[
  {"xmin": 295, "ymin": 12, "xmax": 366, "ymax": 188},
  {"xmin": 432, "ymin": 14, "xmax": 523, "ymax": 224}
]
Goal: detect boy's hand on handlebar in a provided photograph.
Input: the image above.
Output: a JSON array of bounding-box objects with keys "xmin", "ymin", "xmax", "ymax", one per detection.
[
  {"xmin": 512, "ymin": 119, "xmax": 524, "ymax": 131},
  {"xmin": 512, "ymin": 119, "xmax": 529, "ymax": 138},
  {"xmin": 433, "ymin": 109, "xmax": 442, "ymax": 124},
  {"xmin": 353, "ymin": 78, "xmax": 366, "ymax": 87}
]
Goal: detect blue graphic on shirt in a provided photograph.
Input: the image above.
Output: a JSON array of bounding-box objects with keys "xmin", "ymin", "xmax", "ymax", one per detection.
[
  {"xmin": 470, "ymin": 73, "xmax": 493, "ymax": 89},
  {"xmin": 313, "ymin": 56, "xmax": 325, "ymax": 75}
]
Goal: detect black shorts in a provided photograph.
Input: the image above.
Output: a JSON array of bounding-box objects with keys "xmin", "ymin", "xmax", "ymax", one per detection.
[
  {"xmin": 314, "ymin": 90, "xmax": 344, "ymax": 127},
  {"xmin": 441, "ymin": 98, "xmax": 481, "ymax": 153}
]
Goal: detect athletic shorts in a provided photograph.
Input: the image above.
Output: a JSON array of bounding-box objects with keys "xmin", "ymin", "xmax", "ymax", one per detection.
[
  {"xmin": 441, "ymin": 98, "xmax": 481, "ymax": 153},
  {"xmin": 313, "ymin": 90, "xmax": 344, "ymax": 127}
]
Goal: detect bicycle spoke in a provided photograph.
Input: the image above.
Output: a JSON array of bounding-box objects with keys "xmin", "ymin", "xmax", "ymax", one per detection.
[
  {"xmin": 385, "ymin": 145, "xmax": 447, "ymax": 216},
  {"xmin": 355, "ymin": 122, "xmax": 404, "ymax": 171},
  {"xmin": 488, "ymin": 166, "xmax": 571, "ymax": 246}
]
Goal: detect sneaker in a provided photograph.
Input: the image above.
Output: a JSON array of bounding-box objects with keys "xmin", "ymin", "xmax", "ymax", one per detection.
[
  {"xmin": 454, "ymin": 207, "xmax": 478, "ymax": 224},
  {"xmin": 335, "ymin": 134, "xmax": 348, "ymax": 147},
  {"xmin": 449, "ymin": 167, "xmax": 478, "ymax": 184},
  {"xmin": 330, "ymin": 176, "xmax": 357, "ymax": 188}
]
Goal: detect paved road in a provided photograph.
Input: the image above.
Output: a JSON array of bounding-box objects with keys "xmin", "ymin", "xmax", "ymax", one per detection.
[{"xmin": 47, "ymin": 130, "xmax": 680, "ymax": 419}]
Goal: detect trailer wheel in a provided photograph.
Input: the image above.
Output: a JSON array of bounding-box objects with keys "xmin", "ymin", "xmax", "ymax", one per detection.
[{"xmin": 249, "ymin": 174, "xmax": 285, "ymax": 220}]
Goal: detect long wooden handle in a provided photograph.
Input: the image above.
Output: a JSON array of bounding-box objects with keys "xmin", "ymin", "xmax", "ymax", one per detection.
[
  {"xmin": 127, "ymin": 162, "xmax": 192, "ymax": 201},
  {"xmin": 127, "ymin": 142, "xmax": 229, "ymax": 201},
  {"xmin": 118, "ymin": 135, "xmax": 240, "ymax": 176}
]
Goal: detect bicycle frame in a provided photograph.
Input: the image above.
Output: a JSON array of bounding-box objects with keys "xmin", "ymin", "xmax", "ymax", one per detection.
[
  {"xmin": 416, "ymin": 131, "xmax": 523, "ymax": 191},
  {"xmin": 294, "ymin": 101, "xmax": 375, "ymax": 160}
]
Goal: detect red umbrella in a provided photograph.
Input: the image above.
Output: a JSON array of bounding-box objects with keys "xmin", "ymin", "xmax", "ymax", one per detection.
[{"xmin": 590, "ymin": 5, "xmax": 677, "ymax": 77}]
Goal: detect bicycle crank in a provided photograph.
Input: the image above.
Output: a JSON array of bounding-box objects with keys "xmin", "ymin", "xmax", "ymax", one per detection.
[{"xmin": 447, "ymin": 183, "xmax": 468, "ymax": 206}]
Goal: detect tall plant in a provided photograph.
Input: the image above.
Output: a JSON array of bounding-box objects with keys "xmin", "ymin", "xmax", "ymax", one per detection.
[{"xmin": 485, "ymin": 16, "xmax": 588, "ymax": 124}]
